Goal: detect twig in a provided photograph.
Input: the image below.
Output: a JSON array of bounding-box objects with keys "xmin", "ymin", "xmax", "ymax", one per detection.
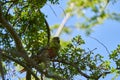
[
  {"xmin": 47, "ymin": 4, "xmax": 57, "ymax": 17},
  {"xmin": 58, "ymin": 5, "xmax": 66, "ymax": 16},
  {"xmin": 1, "ymin": 1, "xmax": 15, "ymax": 5},
  {"xmin": 5, "ymin": 2, "xmax": 14, "ymax": 17},
  {"xmin": 54, "ymin": 3, "xmax": 74, "ymax": 37},
  {"xmin": 97, "ymin": 71, "xmax": 110, "ymax": 79},
  {"xmin": 89, "ymin": 36, "xmax": 110, "ymax": 55}
]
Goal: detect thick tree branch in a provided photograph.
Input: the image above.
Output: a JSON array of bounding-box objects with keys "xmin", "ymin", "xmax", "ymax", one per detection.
[
  {"xmin": 1, "ymin": 49, "xmax": 65, "ymax": 80},
  {"xmin": 0, "ymin": 50, "xmax": 40, "ymax": 80},
  {"xmin": 0, "ymin": 4, "xmax": 31, "ymax": 63},
  {"xmin": 54, "ymin": 3, "xmax": 74, "ymax": 37},
  {"xmin": 0, "ymin": 50, "xmax": 5, "ymax": 80},
  {"xmin": 26, "ymin": 70, "xmax": 32, "ymax": 80},
  {"xmin": 0, "ymin": 4, "xmax": 23, "ymax": 52}
]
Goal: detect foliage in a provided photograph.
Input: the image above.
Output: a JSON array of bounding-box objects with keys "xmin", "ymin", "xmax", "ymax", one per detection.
[
  {"xmin": 110, "ymin": 45, "xmax": 120, "ymax": 68},
  {"xmin": 0, "ymin": 0, "xmax": 120, "ymax": 80},
  {"xmin": 65, "ymin": 0, "xmax": 120, "ymax": 35}
]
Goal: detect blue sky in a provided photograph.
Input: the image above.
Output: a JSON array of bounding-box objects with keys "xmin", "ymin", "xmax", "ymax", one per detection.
[{"xmin": 41, "ymin": 0, "xmax": 120, "ymax": 80}]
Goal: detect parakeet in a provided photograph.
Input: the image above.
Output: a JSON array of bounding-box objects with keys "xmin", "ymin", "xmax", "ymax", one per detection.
[
  {"xmin": 34, "ymin": 37, "xmax": 60, "ymax": 63},
  {"xmin": 20, "ymin": 37, "xmax": 60, "ymax": 73},
  {"xmin": 48, "ymin": 37, "xmax": 60, "ymax": 58}
]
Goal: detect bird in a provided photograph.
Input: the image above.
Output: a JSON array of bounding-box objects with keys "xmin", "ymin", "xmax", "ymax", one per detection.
[{"xmin": 20, "ymin": 37, "xmax": 60, "ymax": 73}]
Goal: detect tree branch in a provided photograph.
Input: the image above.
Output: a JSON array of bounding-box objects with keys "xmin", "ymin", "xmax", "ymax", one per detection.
[
  {"xmin": 33, "ymin": 64, "xmax": 66, "ymax": 80},
  {"xmin": 26, "ymin": 70, "xmax": 32, "ymax": 80},
  {"xmin": 0, "ymin": 50, "xmax": 5, "ymax": 80},
  {"xmin": 97, "ymin": 71, "xmax": 110, "ymax": 79},
  {"xmin": 0, "ymin": 50, "xmax": 40, "ymax": 80},
  {"xmin": 97, "ymin": 68, "xmax": 120, "ymax": 79},
  {"xmin": 54, "ymin": 3, "xmax": 74, "ymax": 37},
  {"xmin": 5, "ymin": 2, "xmax": 14, "ymax": 17},
  {"xmin": 0, "ymin": 4, "xmax": 31, "ymax": 63},
  {"xmin": 52, "ymin": 59, "xmax": 90, "ymax": 79},
  {"xmin": 44, "ymin": 18, "xmax": 51, "ymax": 44},
  {"xmin": 89, "ymin": 36, "xmax": 110, "ymax": 55},
  {"xmin": 0, "ymin": 4, "xmax": 23, "ymax": 52}
]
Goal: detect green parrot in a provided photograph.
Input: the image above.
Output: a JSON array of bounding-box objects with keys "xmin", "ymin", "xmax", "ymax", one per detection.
[
  {"xmin": 20, "ymin": 37, "xmax": 60, "ymax": 73},
  {"xmin": 34, "ymin": 37, "xmax": 60, "ymax": 63},
  {"xmin": 48, "ymin": 37, "xmax": 60, "ymax": 58}
]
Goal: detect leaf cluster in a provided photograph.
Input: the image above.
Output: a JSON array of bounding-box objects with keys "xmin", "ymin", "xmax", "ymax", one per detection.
[
  {"xmin": 48, "ymin": 35, "xmax": 111, "ymax": 79},
  {"xmin": 64, "ymin": 0, "xmax": 120, "ymax": 35}
]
